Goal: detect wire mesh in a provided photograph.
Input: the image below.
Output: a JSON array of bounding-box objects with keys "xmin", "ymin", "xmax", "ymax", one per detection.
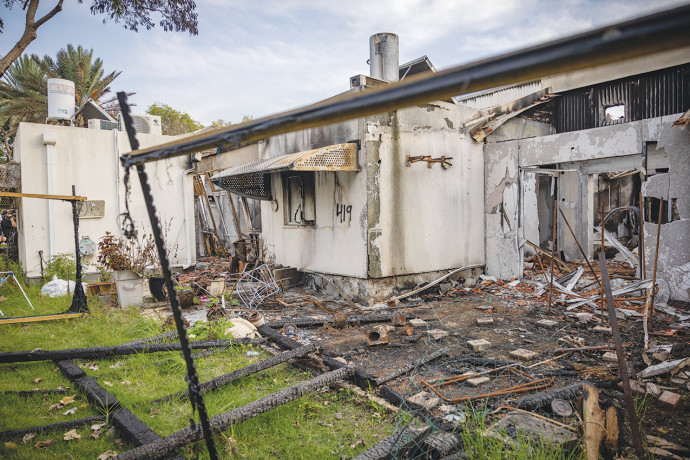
[{"xmin": 235, "ymin": 264, "xmax": 280, "ymax": 310}]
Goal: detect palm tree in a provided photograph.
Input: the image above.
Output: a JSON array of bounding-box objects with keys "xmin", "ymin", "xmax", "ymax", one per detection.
[
  {"xmin": 39, "ymin": 44, "xmax": 121, "ymax": 114},
  {"xmin": 0, "ymin": 44, "xmax": 124, "ymax": 154}
]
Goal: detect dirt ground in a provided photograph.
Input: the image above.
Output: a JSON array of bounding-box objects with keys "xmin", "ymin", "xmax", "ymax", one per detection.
[{"xmin": 166, "ymin": 261, "xmax": 690, "ymax": 457}]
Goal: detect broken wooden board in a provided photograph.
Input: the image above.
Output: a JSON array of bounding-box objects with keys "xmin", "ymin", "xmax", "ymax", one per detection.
[{"xmin": 582, "ymin": 383, "xmax": 619, "ymax": 460}]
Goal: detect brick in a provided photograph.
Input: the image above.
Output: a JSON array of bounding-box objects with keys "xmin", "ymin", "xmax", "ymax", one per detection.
[
  {"xmin": 427, "ymin": 329, "xmax": 449, "ymax": 341},
  {"xmin": 535, "ymin": 319, "xmax": 558, "ymax": 329},
  {"xmin": 509, "ymin": 348, "xmax": 538, "ymax": 361},
  {"xmin": 409, "ymin": 319, "xmax": 427, "ymax": 328},
  {"xmin": 592, "ymin": 326, "xmax": 612, "ymax": 334},
  {"xmin": 408, "ymin": 391, "xmax": 440, "ymax": 410},
  {"xmin": 475, "ymin": 305, "xmax": 492, "ymax": 311},
  {"xmin": 467, "ymin": 339, "xmax": 491, "ymax": 352},
  {"xmin": 476, "ymin": 317, "xmax": 494, "ymax": 326},
  {"xmin": 467, "ymin": 376, "xmax": 490, "ymax": 387},
  {"xmin": 658, "ymin": 390, "xmax": 681, "ymax": 407},
  {"xmin": 602, "ymin": 352, "xmax": 618, "ymax": 362}
]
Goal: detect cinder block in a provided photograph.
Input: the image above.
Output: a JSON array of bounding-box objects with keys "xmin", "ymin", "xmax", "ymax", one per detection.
[
  {"xmin": 409, "ymin": 319, "xmax": 428, "ymax": 328},
  {"xmin": 467, "ymin": 339, "xmax": 491, "ymax": 352},
  {"xmin": 509, "ymin": 348, "xmax": 538, "ymax": 361}
]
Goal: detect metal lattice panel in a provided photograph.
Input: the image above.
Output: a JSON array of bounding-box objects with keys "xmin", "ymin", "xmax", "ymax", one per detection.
[
  {"xmin": 213, "ymin": 143, "xmax": 359, "ymax": 180},
  {"xmin": 215, "ymin": 173, "xmax": 272, "ymax": 200}
]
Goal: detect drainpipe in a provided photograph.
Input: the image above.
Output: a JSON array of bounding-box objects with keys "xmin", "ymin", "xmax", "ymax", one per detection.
[
  {"xmin": 43, "ymin": 132, "xmax": 57, "ymax": 257},
  {"xmin": 182, "ymin": 156, "xmax": 198, "ymax": 269}
]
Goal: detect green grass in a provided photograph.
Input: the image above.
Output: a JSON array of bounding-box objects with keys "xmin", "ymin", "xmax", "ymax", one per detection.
[
  {"xmin": 456, "ymin": 406, "xmax": 581, "ymax": 459},
  {"xmin": 0, "ymin": 268, "xmax": 398, "ymax": 459}
]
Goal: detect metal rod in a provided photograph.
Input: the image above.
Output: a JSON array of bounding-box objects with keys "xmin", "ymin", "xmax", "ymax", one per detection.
[
  {"xmin": 117, "ymin": 93, "xmax": 219, "ymax": 460},
  {"xmin": 558, "ymin": 206, "xmax": 601, "ymax": 289},
  {"xmin": 120, "ymin": 5, "xmax": 690, "ymax": 168},
  {"xmin": 599, "ymin": 252, "xmax": 645, "ymax": 457},
  {"xmin": 549, "ymin": 198, "xmax": 557, "ymax": 308}
]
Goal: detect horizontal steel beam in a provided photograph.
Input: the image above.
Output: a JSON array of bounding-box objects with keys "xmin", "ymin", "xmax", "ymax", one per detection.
[{"xmin": 121, "ymin": 5, "xmax": 690, "ymax": 168}]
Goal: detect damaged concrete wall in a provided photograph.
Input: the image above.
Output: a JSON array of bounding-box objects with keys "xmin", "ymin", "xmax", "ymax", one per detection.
[
  {"xmin": 484, "ymin": 142, "xmax": 520, "ymax": 280},
  {"xmin": 484, "ymin": 114, "xmax": 679, "ymax": 281},
  {"xmin": 642, "ymin": 123, "xmax": 690, "ymax": 303},
  {"xmin": 366, "ymin": 102, "xmax": 484, "ymax": 280},
  {"xmin": 14, "ymin": 122, "xmax": 193, "ymax": 278},
  {"xmin": 258, "ymin": 119, "xmax": 368, "ymax": 278}
]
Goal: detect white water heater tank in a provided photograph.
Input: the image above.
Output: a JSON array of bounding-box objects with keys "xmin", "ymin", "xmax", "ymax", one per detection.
[{"xmin": 47, "ymin": 78, "xmax": 76, "ymax": 121}]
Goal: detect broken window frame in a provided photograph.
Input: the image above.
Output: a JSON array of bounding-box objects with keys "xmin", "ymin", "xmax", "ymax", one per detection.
[{"xmin": 283, "ymin": 172, "xmax": 315, "ymax": 227}]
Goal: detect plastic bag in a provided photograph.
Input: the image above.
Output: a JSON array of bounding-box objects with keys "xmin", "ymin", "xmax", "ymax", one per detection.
[{"xmin": 40, "ymin": 275, "xmax": 86, "ymax": 298}]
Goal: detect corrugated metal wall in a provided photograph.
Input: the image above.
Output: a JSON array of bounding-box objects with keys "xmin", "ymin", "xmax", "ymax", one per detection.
[
  {"xmin": 554, "ymin": 64, "xmax": 689, "ymax": 133},
  {"xmin": 456, "ymin": 81, "xmax": 542, "ymax": 109}
]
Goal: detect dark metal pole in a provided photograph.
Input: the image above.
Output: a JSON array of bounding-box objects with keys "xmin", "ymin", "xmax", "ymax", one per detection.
[
  {"xmin": 599, "ymin": 253, "xmax": 645, "ymax": 457},
  {"xmin": 67, "ymin": 185, "xmax": 87, "ymax": 313},
  {"xmin": 117, "ymin": 93, "xmax": 218, "ymax": 460}
]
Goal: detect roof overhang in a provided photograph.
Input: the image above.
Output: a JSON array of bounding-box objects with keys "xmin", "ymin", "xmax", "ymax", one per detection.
[{"xmin": 211, "ymin": 142, "xmax": 360, "ymax": 200}]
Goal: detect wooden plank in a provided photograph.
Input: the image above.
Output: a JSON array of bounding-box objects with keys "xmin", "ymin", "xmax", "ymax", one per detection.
[
  {"xmin": 0, "ymin": 191, "xmax": 87, "ymax": 201},
  {"xmin": 0, "ymin": 312, "xmax": 88, "ymax": 325}
]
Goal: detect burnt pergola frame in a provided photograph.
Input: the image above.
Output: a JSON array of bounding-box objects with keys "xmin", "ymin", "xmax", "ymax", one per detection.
[{"xmin": 114, "ymin": 5, "xmax": 690, "ymax": 458}]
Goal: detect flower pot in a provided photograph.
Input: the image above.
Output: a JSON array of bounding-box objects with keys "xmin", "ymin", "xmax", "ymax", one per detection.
[
  {"xmin": 149, "ymin": 276, "xmax": 167, "ymax": 302},
  {"xmin": 114, "ymin": 270, "xmax": 143, "ymax": 308}
]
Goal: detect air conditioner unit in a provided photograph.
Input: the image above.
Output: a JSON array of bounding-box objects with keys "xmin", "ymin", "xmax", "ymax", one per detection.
[
  {"xmin": 117, "ymin": 113, "xmax": 163, "ymax": 136},
  {"xmin": 88, "ymin": 119, "xmax": 119, "ymax": 131}
]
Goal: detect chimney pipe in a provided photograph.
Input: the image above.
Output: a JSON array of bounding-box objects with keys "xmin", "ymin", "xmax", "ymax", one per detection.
[{"xmin": 369, "ymin": 33, "xmax": 399, "ymax": 82}]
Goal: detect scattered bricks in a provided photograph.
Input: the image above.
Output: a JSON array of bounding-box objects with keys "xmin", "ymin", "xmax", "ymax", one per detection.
[
  {"xmin": 602, "ymin": 352, "xmax": 618, "ymax": 363},
  {"xmin": 509, "ymin": 348, "xmax": 538, "ymax": 361},
  {"xmin": 408, "ymin": 391, "xmax": 441, "ymax": 411},
  {"xmin": 476, "ymin": 317, "xmax": 494, "ymax": 326},
  {"xmin": 467, "ymin": 376, "xmax": 490, "ymax": 387},
  {"xmin": 427, "ymin": 329, "xmax": 449, "ymax": 341},
  {"xmin": 536, "ymin": 319, "xmax": 558, "ymax": 329},
  {"xmin": 467, "ymin": 339, "xmax": 491, "ymax": 352},
  {"xmin": 592, "ymin": 326, "xmax": 612, "ymax": 334},
  {"xmin": 646, "ymin": 382, "xmax": 662, "ymax": 396},
  {"xmin": 409, "ymin": 319, "xmax": 427, "ymax": 328},
  {"xmin": 658, "ymin": 390, "xmax": 681, "ymax": 407}
]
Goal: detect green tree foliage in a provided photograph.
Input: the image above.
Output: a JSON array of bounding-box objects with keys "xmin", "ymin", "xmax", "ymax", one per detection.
[
  {"xmin": 147, "ymin": 103, "xmax": 203, "ymax": 135},
  {"xmin": 0, "ymin": 44, "xmax": 124, "ymax": 156},
  {"xmin": 210, "ymin": 115, "xmax": 254, "ymax": 129},
  {"xmin": 0, "ymin": 0, "xmax": 198, "ymax": 79}
]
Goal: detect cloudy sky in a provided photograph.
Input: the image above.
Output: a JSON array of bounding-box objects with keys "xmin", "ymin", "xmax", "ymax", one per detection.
[{"xmin": 1, "ymin": 0, "xmax": 686, "ymax": 125}]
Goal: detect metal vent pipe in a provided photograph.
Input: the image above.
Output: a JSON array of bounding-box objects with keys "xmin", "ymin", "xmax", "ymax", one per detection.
[{"xmin": 369, "ymin": 33, "xmax": 399, "ymax": 82}]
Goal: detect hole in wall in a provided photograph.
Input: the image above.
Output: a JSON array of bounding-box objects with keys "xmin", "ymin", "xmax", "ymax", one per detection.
[
  {"xmin": 605, "ymin": 104, "xmax": 625, "ymax": 122},
  {"xmin": 644, "ymin": 197, "xmax": 679, "ymax": 224}
]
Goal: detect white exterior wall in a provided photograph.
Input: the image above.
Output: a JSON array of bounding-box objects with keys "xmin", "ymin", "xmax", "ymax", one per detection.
[
  {"xmin": 14, "ymin": 122, "xmax": 194, "ymax": 278},
  {"xmin": 366, "ymin": 102, "xmax": 485, "ymax": 278},
  {"xmin": 259, "ymin": 119, "xmax": 368, "ymax": 277}
]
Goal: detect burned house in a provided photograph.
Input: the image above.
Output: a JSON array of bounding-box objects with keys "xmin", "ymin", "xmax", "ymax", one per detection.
[
  {"xmin": 206, "ymin": 35, "xmax": 690, "ymax": 306},
  {"xmin": 478, "ymin": 49, "xmax": 690, "ymax": 304}
]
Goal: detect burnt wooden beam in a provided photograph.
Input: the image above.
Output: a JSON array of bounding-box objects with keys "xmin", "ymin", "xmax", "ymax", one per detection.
[
  {"xmin": 0, "ymin": 339, "xmax": 260, "ymax": 363},
  {"xmin": 115, "ymin": 367, "xmax": 353, "ymax": 460},
  {"xmin": 0, "ymin": 416, "xmax": 105, "ymax": 440},
  {"xmin": 374, "ymin": 348, "xmax": 448, "ymax": 386},
  {"xmin": 152, "ymin": 344, "xmax": 316, "ymax": 404}
]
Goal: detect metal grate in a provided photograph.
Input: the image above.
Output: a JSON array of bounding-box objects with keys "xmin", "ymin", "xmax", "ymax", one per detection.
[{"xmin": 215, "ymin": 173, "xmax": 272, "ymax": 200}]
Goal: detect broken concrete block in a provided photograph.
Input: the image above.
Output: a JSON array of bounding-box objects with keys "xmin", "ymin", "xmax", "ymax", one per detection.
[
  {"xmin": 602, "ymin": 352, "xmax": 618, "ymax": 362},
  {"xmin": 509, "ymin": 348, "xmax": 538, "ymax": 361},
  {"xmin": 658, "ymin": 390, "xmax": 681, "ymax": 407},
  {"xmin": 467, "ymin": 339, "xmax": 491, "ymax": 352},
  {"xmin": 646, "ymin": 382, "xmax": 662, "ymax": 396},
  {"xmin": 409, "ymin": 319, "xmax": 427, "ymax": 328},
  {"xmin": 408, "ymin": 391, "xmax": 440, "ymax": 410},
  {"xmin": 467, "ymin": 376, "xmax": 490, "ymax": 387},
  {"xmin": 427, "ymin": 329, "xmax": 449, "ymax": 341},
  {"xmin": 476, "ymin": 317, "xmax": 494, "ymax": 326},
  {"xmin": 536, "ymin": 319, "xmax": 558, "ymax": 329},
  {"xmin": 576, "ymin": 312, "xmax": 594, "ymax": 324},
  {"xmin": 592, "ymin": 326, "xmax": 612, "ymax": 334}
]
